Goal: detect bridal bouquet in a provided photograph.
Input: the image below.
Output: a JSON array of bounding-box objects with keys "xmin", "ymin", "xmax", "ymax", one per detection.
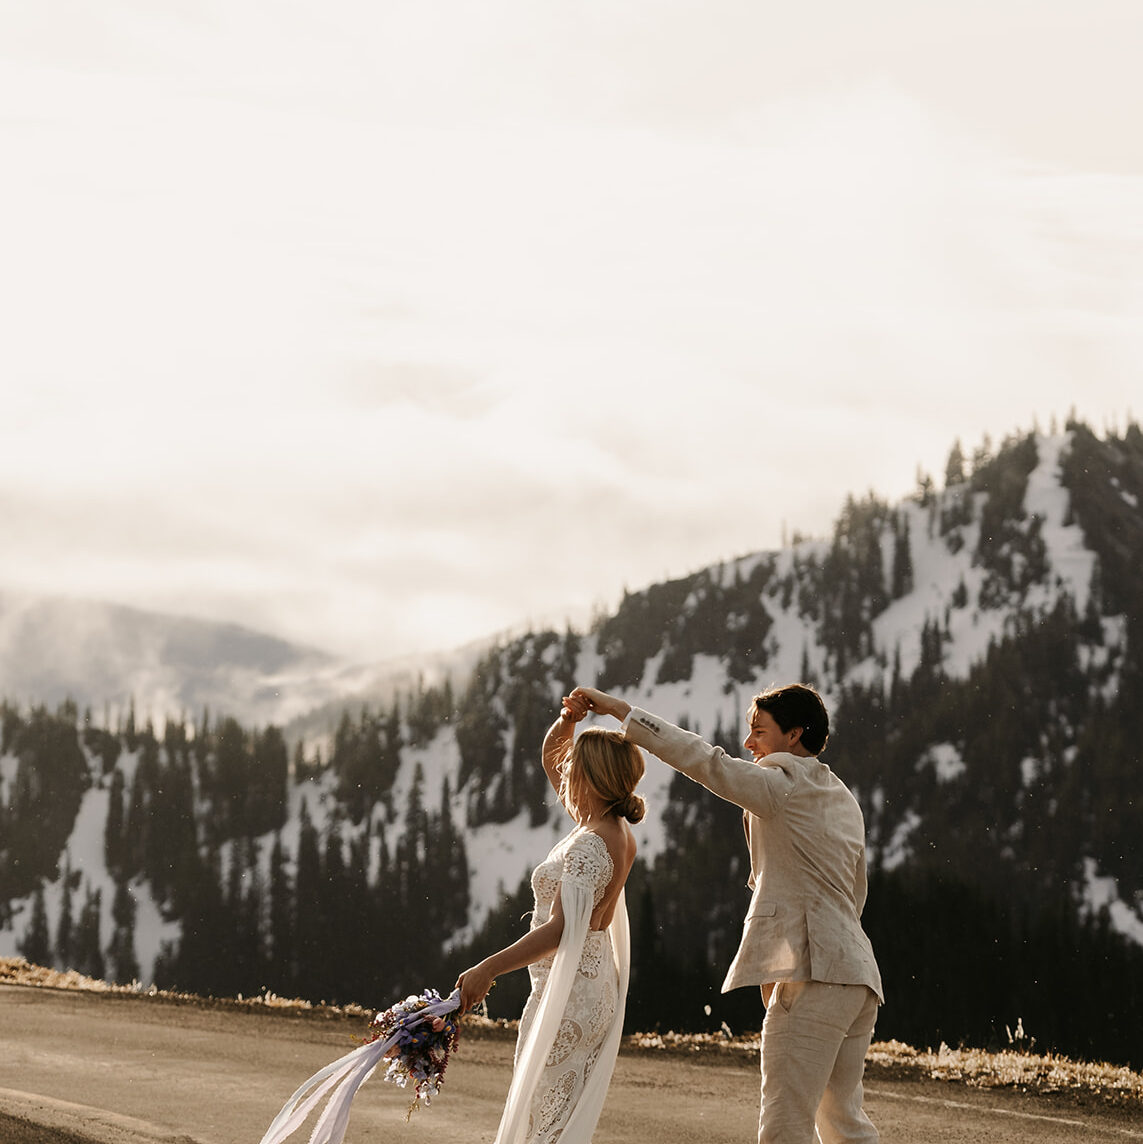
[
  {"xmin": 259, "ymin": 987, "xmax": 462, "ymax": 1144},
  {"xmin": 365, "ymin": 987, "xmax": 461, "ymax": 1118}
]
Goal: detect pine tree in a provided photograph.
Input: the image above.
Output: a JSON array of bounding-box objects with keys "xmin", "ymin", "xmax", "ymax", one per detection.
[
  {"xmin": 4, "ymin": 703, "xmax": 91, "ymax": 898},
  {"xmin": 292, "ymin": 737, "xmax": 309, "ymax": 781},
  {"xmin": 436, "ymin": 777, "xmax": 470, "ymax": 932},
  {"xmin": 193, "ymin": 706, "xmax": 212, "ymax": 768},
  {"xmin": 166, "ymin": 843, "xmax": 225, "ymax": 995},
  {"xmin": 123, "ymin": 754, "xmax": 151, "ymax": 878},
  {"xmin": 971, "ymin": 432, "xmax": 993, "ymax": 476},
  {"xmin": 889, "ymin": 641, "xmax": 903, "ymax": 706},
  {"xmin": 250, "ymin": 725, "xmax": 289, "ymax": 835},
  {"xmin": 267, "ymin": 832, "xmax": 295, "ymax": 996},
  {"xmin": 73, "ymin": 885, "xmax": 105, "ymax": 982},
  {"xmin": 405, "ymin": 763, "xmax": 427, "ymax": 855},
  {"xmin": 371, "ymin": 820, "xmax": 397, "ymax": 993},
  {"xmin": 915, "ymin": 466, "xmax": 935, "ymax": 506},
  {"xmin": 149, "ymin": 748, "xmax": 198, "ymax": 912},
  {"xmin": 340, "ymin": 824, "xmax": 373, "ymax": 1004},
  {"xmin": 56, "ymin": 856, "xmax": 75, "ymax": 969},
  {"xmin": 951, "ymin": 577, "xmax": 968, "ymax": 609},
  {"xmin": 318, "ymin": 821, "xmax": 352, "ymax": 1003},
  {"xmin": 455, "ymin": 655, "xmax": 509, "ymax": 804},
  {"xmin": 627, "ymin": 878, "xmax": 665, "ymax": 1033},
  {"xmin": 379, "ymin": 701, "xmax": 402, "ymax": 813},
  {"xmin": 556, "ymin": 626, "xmax": 582, "ymax": 694},
  {"xmin": 19, "ymin": 881, "xmax": 52, "ymax": 967},
  {"xmin": 211, "ymin": 716, "xmax": 251, "ymax": 841},
  {"xmin": 507, "ymin": 671, "xmax": 558, "ymax": 826},
  {"xmin": 227, "ymin": 836, "xmax": 265, "ymax": 996},
  {"xmin": 107, "ymin": 879, "xmax": 141, "ymax": 985},
  {"xmin": 891, "ymin": 513, "xmax": 914, "ymax": 598},
  {"xmin": 104, "ymin": 767, "xmax": 126, "ymax": 876},
  {"xmin": 389, "ymin": 771, "xmax": 437, "ymax": 993},
  {"xmin": 123, "ymin": 697, "xmax": 138, "ymax": 752},
  {"xmin": 293, "ymin": 800, "xmax": 324, "ymax": 1001},
  {"xmin": 331, "ymin": 707, "xmax": 397, "ymax": 825},
  {"xmin": 945, "ymin": 439, "xmax": 966, "ymax": 487}
]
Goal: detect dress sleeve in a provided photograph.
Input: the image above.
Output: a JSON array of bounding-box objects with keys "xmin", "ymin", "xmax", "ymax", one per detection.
[{"xmin": 562, "ymin": 831, "xmax": 614, "ymax": 899}]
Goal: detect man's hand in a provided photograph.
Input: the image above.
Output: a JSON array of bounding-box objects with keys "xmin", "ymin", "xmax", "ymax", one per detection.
[
  {"xmin": 568, "ymin": 686, "xmax": 631, "ymax": 723},
  {"xmin": 560, "ymin": 692, "xmax": 590, "ymax": 722}
]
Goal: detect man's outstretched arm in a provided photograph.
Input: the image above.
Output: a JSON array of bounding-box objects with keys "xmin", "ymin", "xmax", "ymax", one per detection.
[{"xmin": 568, "ymin": 686, "xmax": 789, "ymax": 819}]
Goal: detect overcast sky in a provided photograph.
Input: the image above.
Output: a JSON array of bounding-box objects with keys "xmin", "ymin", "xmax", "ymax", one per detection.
[{"xmin": 2, "ymin": 1, "xmax": 1141, "ymax": 662}]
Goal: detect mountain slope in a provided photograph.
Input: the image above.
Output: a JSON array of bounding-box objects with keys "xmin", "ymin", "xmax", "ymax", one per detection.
[{"xmin": 2, "ymin": 420, "xmax": 1142, "ymax": 1067}]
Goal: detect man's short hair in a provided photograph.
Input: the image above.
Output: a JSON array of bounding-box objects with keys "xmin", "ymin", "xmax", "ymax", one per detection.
[{"xmin": 750, "ymin": 683, "xmax": 830, "ymax": 754}]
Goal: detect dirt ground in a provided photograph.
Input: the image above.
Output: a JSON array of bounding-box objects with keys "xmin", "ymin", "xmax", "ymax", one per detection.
[{"xmin": 1, "ymin": 982, "xmax": 1141, "ymax": 1144}]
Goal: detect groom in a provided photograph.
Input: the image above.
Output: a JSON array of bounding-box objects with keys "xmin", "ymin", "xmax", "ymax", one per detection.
[{"xmin": 568, "ymin": 683, "xmax": 882, "ymax": 1144}]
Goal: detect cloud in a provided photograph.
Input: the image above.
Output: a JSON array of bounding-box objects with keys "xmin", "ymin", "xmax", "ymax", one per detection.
[
  {"xmin": 1, "ymin": 5, "xmax": 1141, "ymax": 661},
  {"xmin": 336, "ymin": 362, "xmax": 498, "ymax": 419}
]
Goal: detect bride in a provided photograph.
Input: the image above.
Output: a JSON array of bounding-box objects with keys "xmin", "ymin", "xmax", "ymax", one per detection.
[{"xmin": 455, "ymin": 692, "xmax": 645, "ymax": 1144}]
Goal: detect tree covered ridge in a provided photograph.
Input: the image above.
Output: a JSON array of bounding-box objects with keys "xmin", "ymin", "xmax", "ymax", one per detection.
[{"xmin": 1, "ymin": 419, "xmax": 1141, "ymax": 1068}]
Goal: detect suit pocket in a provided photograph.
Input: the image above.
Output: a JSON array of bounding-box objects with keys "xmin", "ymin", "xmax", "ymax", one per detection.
[
  {"xmin": 775, "ymin": 980, "xmax": 806, "ymax": 1014},
  {"xmin": 747, "ymin": 901, "xmax": 777, "ymax": 919}
]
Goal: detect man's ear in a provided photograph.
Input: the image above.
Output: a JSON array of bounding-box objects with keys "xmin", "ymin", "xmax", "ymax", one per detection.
[{"xmin": 789, "ymin": 726, "xmax": 804, "ymax": 746}]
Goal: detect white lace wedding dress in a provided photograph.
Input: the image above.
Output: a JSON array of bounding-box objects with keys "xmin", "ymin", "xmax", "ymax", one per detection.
[{"xmin": 492, "ymin": 828, "xmax": 630, "ymax": 1144}]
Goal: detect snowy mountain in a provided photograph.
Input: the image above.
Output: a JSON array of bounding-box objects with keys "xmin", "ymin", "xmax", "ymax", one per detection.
[{"xmin": 3, "ymin": 420, "xmax": 1142, "ymax": 1067}]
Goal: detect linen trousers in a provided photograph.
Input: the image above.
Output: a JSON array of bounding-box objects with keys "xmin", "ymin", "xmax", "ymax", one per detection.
[{"xmin": 757, "ymin": 980, "xmax": 879, "ymax": 1144}]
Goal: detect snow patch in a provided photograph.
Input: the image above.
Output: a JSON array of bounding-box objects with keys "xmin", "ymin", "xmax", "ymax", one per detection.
[
  {"xmin": 870, "ymin": 499, "xmax": 988, "ymax": 681},
  {"xmin": 880, "ymin": 808, "xmax": 921, "ymax": 871},
  {"xmin": 1024, "ymin": 433, "xmax": 1095, "ymax": 614},
  {"xmin": 1081, "ymin": 857, "xmax": 1143, "ymax": 946},
  {"xmin": 1020, "ymin": 756, "xmax": 1040, "ymax": 788},
  {"xmin": 462, "ymin": 810, "xmax": 563, "ymax": 935},
  {"xmin": 0, "ymin": 751, "xmax": 17, "ymax": 802},
  {"xmin": 917, "ymin": 743, "xmax": 966, "ymax": 783},
  {"xmin": 392, "ymin": 731, "xmax": 462, "ymax": 821}
]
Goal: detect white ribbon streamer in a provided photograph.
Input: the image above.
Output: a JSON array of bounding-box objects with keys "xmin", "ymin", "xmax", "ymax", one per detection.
[{"xmin": 259, "ymin": 989, "xmax": 462, "ymax": 1144}]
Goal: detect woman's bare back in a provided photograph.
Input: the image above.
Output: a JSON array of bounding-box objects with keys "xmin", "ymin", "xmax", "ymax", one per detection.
[{"xmin": 585, "ymin": 817, "xmax": 636, "ymax": 930}]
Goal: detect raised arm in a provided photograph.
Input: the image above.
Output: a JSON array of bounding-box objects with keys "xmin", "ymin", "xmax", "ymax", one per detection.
[
  {"xmin": 541, "ymin": 715, "xmax": 573, "ymax": 796},
  {"xmin": 541, "ymin": 691, "xmax": 590, "ymax": 795}
]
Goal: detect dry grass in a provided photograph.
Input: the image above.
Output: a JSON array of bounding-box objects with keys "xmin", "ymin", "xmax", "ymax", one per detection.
[
  {"xmin": 623, "ymin": 1027, "xmax": 1143, "ymax": 1109},
  {"xmin": 0, "ymin": 955, "xmax": 374, "ymax": 1018},
  {"xmin": 867, "ymin": 1039, "xmax": 1143, "ymax": 1106},
  {"xmin": 4, "ymin": 957, "xmax": 1141, "ymax": 1108}
]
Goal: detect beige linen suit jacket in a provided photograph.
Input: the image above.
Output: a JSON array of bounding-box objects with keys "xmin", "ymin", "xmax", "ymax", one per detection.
[{"xmin": 625, "ymin": 707, "xmax": 883, "ymax": 1001}]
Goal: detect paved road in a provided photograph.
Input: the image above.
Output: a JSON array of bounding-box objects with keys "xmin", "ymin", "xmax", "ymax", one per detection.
[{"xmin": 1, "ymin": 984, "xmax": 1141, "ymax": 1143}]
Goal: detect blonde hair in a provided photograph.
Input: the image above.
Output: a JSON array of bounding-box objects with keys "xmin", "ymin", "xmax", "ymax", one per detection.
[{"xmin": 558, "ymin": 727, "xmax": 646, "ymax": 824}]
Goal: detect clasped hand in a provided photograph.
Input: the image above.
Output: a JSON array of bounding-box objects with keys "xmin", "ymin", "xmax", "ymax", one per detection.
[
  {"xmin": 455, "ymin": 961, "xmax": 496, "ymax": 1015},
  {"xmin": 560, "ymin": 691, "xmax": 590, "ymax": 722},
  {"xmin": 565, "ymin": 686, "xmax": 629, "ymax": 722}
]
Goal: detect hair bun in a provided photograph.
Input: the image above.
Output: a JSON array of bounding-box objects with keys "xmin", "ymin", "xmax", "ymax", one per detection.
[{"xmin": 621, "ymin": 793, "xmax": 646, "ymax": 824}]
